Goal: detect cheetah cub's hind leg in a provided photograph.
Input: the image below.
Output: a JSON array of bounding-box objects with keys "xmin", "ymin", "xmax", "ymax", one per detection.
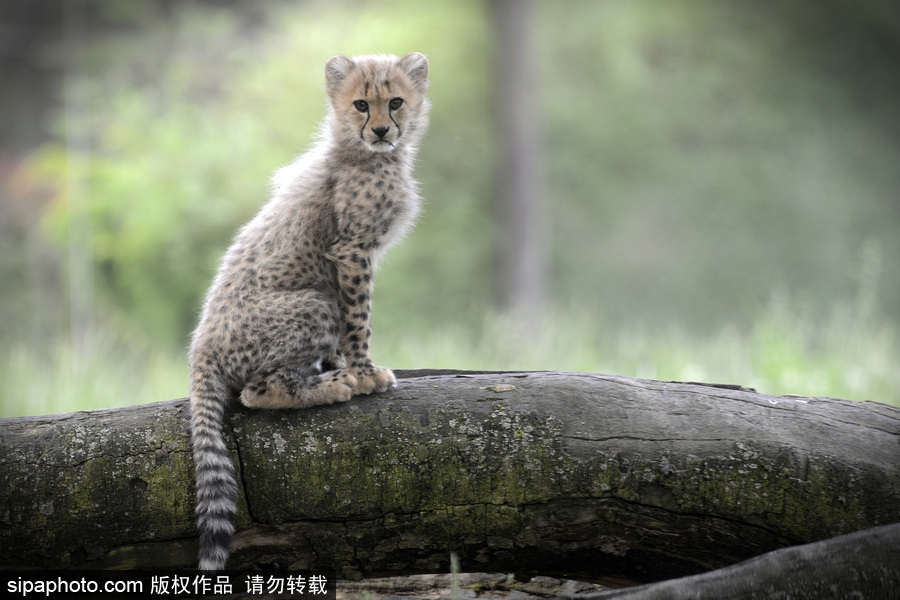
[
  {"xmin": 240, "ymin": 367, "xmax": 357, "ymax": 409},
  {"xmin": 237, "ymin": 290, "xmax": 357, "ymax": 409}
]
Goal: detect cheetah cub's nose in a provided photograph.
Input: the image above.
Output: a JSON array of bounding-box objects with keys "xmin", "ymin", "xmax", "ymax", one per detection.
[{"xmin": 372, "ymin": 125, "xmax": 390, "ymax": 139}]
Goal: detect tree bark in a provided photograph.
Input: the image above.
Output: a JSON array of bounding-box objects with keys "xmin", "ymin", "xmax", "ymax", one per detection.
[
  {"xmin": 1, "ymin": 370, "xmax": 898, "ymax": 587},
  {"xmin": 336, "ymin": 523, "xmax": 900, "ymax": 599},
  {"xmin": 578, "ymin": 521, "xmax": 900, "ymax": 599}
]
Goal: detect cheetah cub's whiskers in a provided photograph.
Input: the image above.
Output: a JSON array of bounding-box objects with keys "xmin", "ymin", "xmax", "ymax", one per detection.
[{"xmin": 189, "ymin": 52, "xmax": 429, "ymax": 570}]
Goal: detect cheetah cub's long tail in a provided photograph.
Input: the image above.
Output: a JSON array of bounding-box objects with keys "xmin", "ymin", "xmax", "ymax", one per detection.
[{"xmin": 190, "ymin": 366, "xmax": 237, "ymax": 571}]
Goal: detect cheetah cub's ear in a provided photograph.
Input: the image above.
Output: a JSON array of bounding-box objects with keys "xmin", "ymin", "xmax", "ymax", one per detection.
[
  {"xmin": 325, "ymin": 55, "xmax": 355, "ymax": 95},
  {"xmin": 398, "ymin": 52, "xmax": 429, "ymax": 92}
]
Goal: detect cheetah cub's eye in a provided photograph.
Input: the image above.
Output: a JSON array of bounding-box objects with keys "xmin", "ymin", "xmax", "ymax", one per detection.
[
  {"xmin": 389, "ymin": 98, "xmax": 404, "ymax": 110},
  {"xmin": 353, "ymin": 100, "xmax": 369, "ymax": 112}
]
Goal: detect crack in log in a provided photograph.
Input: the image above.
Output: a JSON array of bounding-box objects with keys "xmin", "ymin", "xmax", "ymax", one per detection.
[
  {"xmin": 230, "ymin": 420, "xmax": 255, "ymax": 526},
  {"xmin": 561, "ymin": 435, "xmax": 733, "ymax": 444}
]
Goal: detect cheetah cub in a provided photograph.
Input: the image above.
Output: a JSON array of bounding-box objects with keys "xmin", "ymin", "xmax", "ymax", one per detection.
[{"xmin": 189, "ymin": 52, "xmax": 429, "ymax": 570}]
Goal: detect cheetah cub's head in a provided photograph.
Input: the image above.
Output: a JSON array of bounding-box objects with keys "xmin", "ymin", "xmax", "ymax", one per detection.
[{"xmin": 325, "ymin": 52, "xmax": 429, "ymax": 154}]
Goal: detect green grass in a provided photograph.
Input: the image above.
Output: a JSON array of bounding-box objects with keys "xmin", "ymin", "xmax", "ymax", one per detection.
[
  {"xmin": 379, "ymin": 297, "xmax": 899, "ymax": 406},
  {"xmin": 2, "ymin": 299, "xmax": 897, "ymax": 418},
  {"xmin": 0, "ymin": 332, "xmax": 189, "ymax": 418}
]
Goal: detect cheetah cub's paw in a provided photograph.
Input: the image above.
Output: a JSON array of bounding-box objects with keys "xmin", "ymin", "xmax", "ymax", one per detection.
[
  {"xmin": 319, "ymin": 370, "xmax": 357, "ymax": 404},
  {"xmin": 352, "ymin": 366, "xmax": 396, "ymax": 395}
]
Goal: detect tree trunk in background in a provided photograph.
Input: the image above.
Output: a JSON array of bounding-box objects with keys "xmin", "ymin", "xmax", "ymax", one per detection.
[
  {"xmin": 2, "ymin": 369, "xmax": 898, "ymax": 591},
  {"xmin": 63, "ymin": 0, "xmax": 95, "ymax": 352},
  {"xmin": 489, "ymin": 0, "xmax": 546, "ymax": 321}
]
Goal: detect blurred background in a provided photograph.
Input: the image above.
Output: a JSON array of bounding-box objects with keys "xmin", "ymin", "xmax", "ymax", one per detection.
[{"xmin": 1, "ymin": 0, "xmax": 898, "ymax": 417}]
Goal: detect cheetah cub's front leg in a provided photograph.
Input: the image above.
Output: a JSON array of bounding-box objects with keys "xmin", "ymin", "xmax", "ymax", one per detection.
[{"xmin": 328, "ymin": 249, "xmax": 396, "ymax": 395}]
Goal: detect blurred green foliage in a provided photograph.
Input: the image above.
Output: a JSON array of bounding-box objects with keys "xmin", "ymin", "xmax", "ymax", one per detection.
[
  {"xmin": 540, "ymin": 1, "xmax": 900, "ymax": 328},
  {"xmin": 29, "ymin": 0, "xmax": 494, "ymax": 345},
  {"xmin": 2, "ymin": 0, "xmax": 899, "ymax": 416}
]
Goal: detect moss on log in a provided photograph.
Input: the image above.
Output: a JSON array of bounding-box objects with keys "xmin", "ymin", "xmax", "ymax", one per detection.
[{"xmin": 1, "ymin": 370, "xmax": 898, "ymax": 584}]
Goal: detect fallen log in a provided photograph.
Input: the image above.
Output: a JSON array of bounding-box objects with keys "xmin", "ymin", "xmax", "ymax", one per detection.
[
  {"xmin": 336, "ymin": 522, "xmax": 900, "ymax": 599},
  {"xmin": 1, "ymin": 370, "xmax": 898, "ymax": 587},
  {"xmin": 579, "ymin": 521, "xmax": 900, "ymax": 599}
]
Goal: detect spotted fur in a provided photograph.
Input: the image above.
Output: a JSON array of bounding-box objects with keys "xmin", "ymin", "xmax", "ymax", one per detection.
[{"xmin": 189, "ymin": 52, "xmax": 429, "ymax": 570}]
